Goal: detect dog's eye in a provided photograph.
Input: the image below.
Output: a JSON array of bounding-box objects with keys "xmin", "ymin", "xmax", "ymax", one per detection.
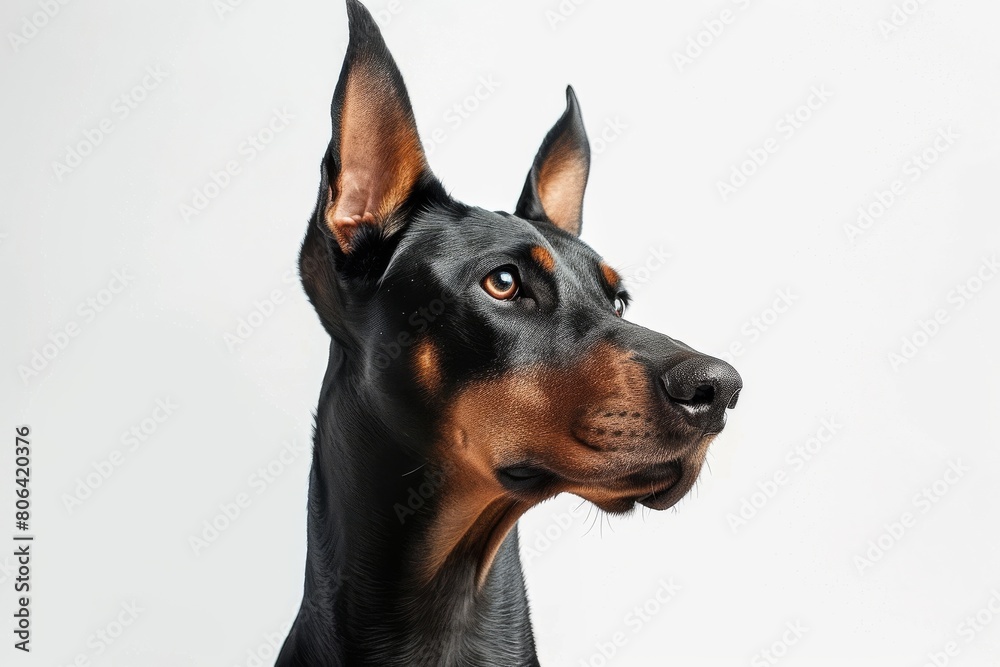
[
  {"xmin": 482, "ymin": 267, "xmax": 520, "ymax": 300},
  {"xmin": 614, "ymin": 296, "xmax": 626, "ymax": 317}
]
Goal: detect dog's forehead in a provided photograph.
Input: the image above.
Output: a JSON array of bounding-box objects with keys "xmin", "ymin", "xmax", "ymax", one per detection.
[{"xmin": 399, "ymin": 205, "xmax": 606, "ymax": 279}]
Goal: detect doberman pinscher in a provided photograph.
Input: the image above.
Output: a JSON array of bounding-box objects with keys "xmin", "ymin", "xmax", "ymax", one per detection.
[{"xmin": 277, "ymin": 1, "xmax": 742, "ymax": 664}]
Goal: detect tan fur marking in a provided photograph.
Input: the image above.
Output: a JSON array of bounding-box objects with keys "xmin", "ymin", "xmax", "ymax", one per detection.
[
  {"xmin": 536, "ymin": 137, "xmax": 588, "ymax": 235},
  {"xmin": 413, "ymin": 338, "xmax": 442, "ymax": 395},
  {"xmin": 530, "ymin": 245, "xmax": 556, "ymax": 273},
  {"xmin": 599, "ymin": 262, "xmax": 621, "ymax": 288},
  {"xmin": 421, "ymin": 343, "xmax": 705, "ymax": 588},
  {"xmin": 325, "ymin": 64, "xmax": 428, "ymax": 249}
]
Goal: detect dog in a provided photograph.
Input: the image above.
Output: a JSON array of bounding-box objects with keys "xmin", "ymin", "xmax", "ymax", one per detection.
[{"xmin": 277, "ymin": 1, "xmax": 742, "ymax": 664}]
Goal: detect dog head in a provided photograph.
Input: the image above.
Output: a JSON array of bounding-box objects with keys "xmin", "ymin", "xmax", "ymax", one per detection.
[{"xmin": 301, "ymin": 1, "xmax": 742, "ymax": 555}]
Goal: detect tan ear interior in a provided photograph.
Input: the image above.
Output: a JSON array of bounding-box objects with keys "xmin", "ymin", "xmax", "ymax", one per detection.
[
  {"xmin": 535, "ymin": 136, "xmax": 588, "ymax": 236},
  {"xmin": 325, "ymin": 64, "xmax": 427, "ymax": 250}
]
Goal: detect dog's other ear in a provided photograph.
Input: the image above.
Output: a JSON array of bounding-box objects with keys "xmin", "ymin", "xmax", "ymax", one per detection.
[
  {"xmin": 515, "ymin": 86, "xmax": 591, "ymax": 236},
  {"xmin": 323, "ymin": 0, "xmax": 431, "ymax": 251}
]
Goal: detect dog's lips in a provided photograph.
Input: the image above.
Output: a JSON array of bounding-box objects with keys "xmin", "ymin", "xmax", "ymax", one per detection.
[
  {"xmin": 496, "ymin": 464, "xmax": 557, "ymax": 494},
  {"xmin": 632, "ymin": 462, "xmax": 685, "ymax": 510},
  {"xmin": 636, "ymin": 482, "xmax": 683, "ymax": 510}
]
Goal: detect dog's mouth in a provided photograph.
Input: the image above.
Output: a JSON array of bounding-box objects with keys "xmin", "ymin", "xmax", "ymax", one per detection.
[
  {"xmin": 633, "ymin": 462, "xmax": 685, "ymax": 510},
  {"xmin": 496, "ymin": 458, "xmax": 694, "ymax": 512},
  {"xmin": 496, "ymin": 464, "xmax": 559, "ymax": 494}
]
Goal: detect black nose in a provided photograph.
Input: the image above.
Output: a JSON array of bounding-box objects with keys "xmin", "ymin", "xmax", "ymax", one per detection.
[{"xmin": 661, "ymin": 356, "xmax": 742, "ymax": 433}]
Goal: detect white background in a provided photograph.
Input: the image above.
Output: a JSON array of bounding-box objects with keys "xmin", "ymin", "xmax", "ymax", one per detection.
[{"xmin": 2, "ymin": 0, "xmax": 1000, "ymax": 665}]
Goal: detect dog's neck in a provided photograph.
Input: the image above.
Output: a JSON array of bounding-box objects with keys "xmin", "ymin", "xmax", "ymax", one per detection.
[{"xmin": 279, "ymin": 345, "xmax": 539, "ymax": 666}]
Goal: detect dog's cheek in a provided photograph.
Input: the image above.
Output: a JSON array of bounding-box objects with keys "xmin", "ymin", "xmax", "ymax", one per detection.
[{"xmin": 412, "ymin": 337, "xmax": 443, "ymax": 396}]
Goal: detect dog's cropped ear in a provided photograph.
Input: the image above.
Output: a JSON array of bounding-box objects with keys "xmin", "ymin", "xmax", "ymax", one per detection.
[
  {"xmin": 322, "ymin": 0, "xmax": 431, "ymax": 252},
  {"xmin": 515, "ymin": 86, "xmax": 591, "ymax": 236}
]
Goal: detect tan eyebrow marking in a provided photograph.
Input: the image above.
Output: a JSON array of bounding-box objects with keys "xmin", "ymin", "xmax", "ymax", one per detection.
[
  {"xmin": 599, "ymin": 262, "xmax": 621, "ymax": 288},
  {"xmin": 530, "ymin": 245, "xmax": 555, "ymax": 273}
]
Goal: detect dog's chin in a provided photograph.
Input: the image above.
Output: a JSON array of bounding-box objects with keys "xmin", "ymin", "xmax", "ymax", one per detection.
[
  {"xmin": 630, "ymin": 461, "xmax": 689, "ymax": 511},
  {"xmin": 622, "ymin": 451, "xmax": 712, "ymax": 512},
  {"xmin": 634, "ymin": 475, "xmax": 690, "ymax": 511}
]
